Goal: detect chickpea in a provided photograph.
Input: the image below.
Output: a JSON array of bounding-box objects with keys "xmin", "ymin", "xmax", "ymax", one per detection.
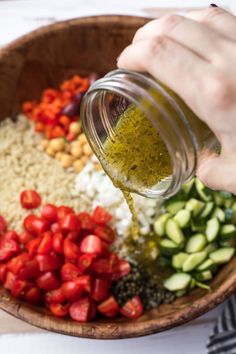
[
  {"xmin": 80, "ymin": 155, "xmax": 89, "ymax": 165},
  {"xmin": 49, "ymin": 138, "xmax": 65, "ymax": 152},
  {"xmin": 65, "ymin": 143, "xmax": 71, "ymax": 153},
  {"xmin": 55, "ymin": 152, "xmax": 63, "ymax": 160},
  {"xmin": 71, "ymin": 140, "xmax": 81, "ymax": 149},
  {"xmin": 46, "ymin": 146, "xmax": 56, "ymax": 156},
  {"xmin": 73, "ymin": 160, "xmax": 84, "ymax": 173},
  {"xmin": 83, "ymin": 143, "xmax": 93, "ymax": 156},
  {"xmin": 71, "ymin": 146, "xmax": 83, "ymax": 158},
  {"xmin": 60, "ymin": 153, "xmax": 74, "ymax": 168},
  {"xmin": 40, "ymin": 139, "xmax": 49, "ymax": 150},
  {"xmin": 78, "ymin": 133, "xmax": 87, "ymax": 145},
  {"xmin": 69, "ymin": 122, "xmax": 81, "ymax": 135}
]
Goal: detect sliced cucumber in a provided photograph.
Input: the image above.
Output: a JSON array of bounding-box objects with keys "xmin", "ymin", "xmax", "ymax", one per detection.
[
  {"xmin": 165, "ymin": 219, "xmax": 185, "ymax": 246},
  {"xmin": 224, "ymin": 199, "xmax": 234, "ymax": 208},
  {"xmin": 195, "ymin": 281, "xmax": 210, "ymax": 291},
  {"xmin": 189, "ymin": 278, "xmax": 196, "ymax": 289},
  {"xmin": 159, "ymin": 238, "xmax": 179, "ymax": 256},
  {"xmin": 209, "ymin": 247, "xmax": 235, "ymax": 264},
  {"xmin": 195, "ymin": 270, "xmax": 213, "ymax": 281},
  {"xmin": 182, "ymin": 178, "xmax": 195, "ymax": 196},
  {"xmin": 173, "ymin": 209, "xmax": 191, "ymax": 228},
  {"xmin": 195, "ymin": 178, "xmax": 212, "ymax": 202},
  {"xmin": 212, "ymin": 207, "xmax": 225, "ymax": 223},
  {"xmin": 221, "ymin": 224, "xmax": 236, "ymax": 238},
  {"xmin": 197, "ymin": 258, "xmax": 214, "ymax": 271},
  {"xmin": 214, "ymin": 192, "xmax": 225, "ymax": 206},
  {"xmin": 164, "ymin": 272, "xmax": 192, "ymax": 291},
  {"xmin": 200, "ymin": 202, "xmax": 214, "ymax": 219},
  {"xmin": 185, "ymin": 233, "xmax": 207, "ymax": 253},
  {"xmin": 225, "ymin": 208, "xmax": 234, "ymax": 223},
  {"xmin": 166, "ymin": 201, "xmax": 186, "ymax": 216},
  {"xmin": 206, "ymin": 217, "xmax": 220, "ymax": 242},
  {"xmin": 175, "ymin": 289, "xmax": 187, "ymax": 297},
  {"xmin": 154, "ymin": 213, "xmax": 170, "ymax": 236},
  {"xmin": 182, "ymin": 251, "xmax": 207, "ymax": 272},
  {"xmin": 204, "ymin": 242, "xmax": 218, "ymax": 254},
  {"xmin": 172, "ymin": 252, "xmax": 188, "ymax": 269},
  {"xmin": 185, "ymin": 198, "xmax": 205, "ymax": 217}
]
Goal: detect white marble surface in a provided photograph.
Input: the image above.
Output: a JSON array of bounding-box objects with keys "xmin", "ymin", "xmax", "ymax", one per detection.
[{"xmin": 0, "ymin": 0, "xmax": 235, "ymax": 353}]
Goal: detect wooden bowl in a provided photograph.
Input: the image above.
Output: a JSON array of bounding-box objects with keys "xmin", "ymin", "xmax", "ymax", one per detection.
[{"xmin": 0, "ymin": 15, "xmax": 235, "ymax": 339}]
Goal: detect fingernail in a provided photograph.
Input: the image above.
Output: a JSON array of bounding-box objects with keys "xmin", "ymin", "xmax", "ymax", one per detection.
[{"xmin": 209, "ymin": 3, "xmax": 218, "ymax": 7}]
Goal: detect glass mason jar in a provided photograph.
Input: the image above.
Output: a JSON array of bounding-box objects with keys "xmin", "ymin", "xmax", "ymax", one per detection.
[{"xmin": 81, "ymin": 69, "xmax": 219, "ymax": 199}]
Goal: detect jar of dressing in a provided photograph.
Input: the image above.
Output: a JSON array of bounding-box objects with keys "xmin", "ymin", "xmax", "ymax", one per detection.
[{"xmin": 81, "ymin": 69, "xmax": 219, "ymax": 199}]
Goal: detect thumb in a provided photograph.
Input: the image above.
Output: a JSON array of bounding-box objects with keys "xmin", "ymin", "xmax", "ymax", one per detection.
[{"xmin": 196, "ymin": 154, "xmax": 236, "ymax": 195}]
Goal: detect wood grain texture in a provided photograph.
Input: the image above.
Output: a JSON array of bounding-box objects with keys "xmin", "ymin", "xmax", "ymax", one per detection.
[{"xmin": 0, "ymin": 15, "xmax": 235, "ymax": 339}]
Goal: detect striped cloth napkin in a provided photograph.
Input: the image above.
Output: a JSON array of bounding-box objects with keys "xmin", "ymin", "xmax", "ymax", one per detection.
[{"xmin": 207, "ymin": 294, "xmax": 236, "ymax": 354}]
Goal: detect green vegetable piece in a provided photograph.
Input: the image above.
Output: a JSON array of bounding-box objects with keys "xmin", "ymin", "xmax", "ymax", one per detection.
[
  {"xmin": 175, "ymin": 289, "xmax": 187, "ymax": 297},
  {"xmin": 214, "ymin": 192, "xmax": 225, "ymax": 206},
  {"xmin": 204, "ymin": 243, "xmax": 218, "ymax": 254},
  {"xmin": 200, "ymin": 202, "xmax": 214, "ymax": 218},
  {"xmin": 195, "ymin": 270, "xmax": 213, "ymax": 281},
  {"xmin": 219, "ymin": 191, "xmax": 233, "ymax": 199},
  {"xmin": 164, "ymin": 273, "xmax": 192, "ymax": 291},
  {"xmin": 209, "ymin": 247, "xmax": 235, "ymax": 264},
  {"xmin": 225, "ymin": 208, "xmax": 234, "ymax": 223},
  {"xmin": 185, "ymin": 198, "xmax": 205, "ymax": 216},
  {"xmin": 195, "ymin": 281, "xmax": 211, "ymax": 291},
  {"xmin": 191, "ymin": 219, "xmax": 206, "ymax": 233},
  {"xmin": 224, "ymin": 199, "xmax": 234, "ymax": 208},
  {"xmin": 182, "ymin": 251, "xmax": 207, "ymax": 272},
  {"xmin": 166, "ymin": 201, "xmax": 186, "ymax": 216},
  {"xmin": 197, "ymin": 258, "xmax": 214, "ymax": 271},
  {"xmin": 195, "ymin": 178, "xmax": 212, "ymax": 202},
  {"xmin": 159, "ymin": 238, "xmax": 179, "ymax": 256},
  {"xmin": 185, "ymin": 233, "xmax": 207, "ymax": 253},
  {"xmin": 206, "ymin": 217, "xmax": 220, "ymax": 242},
  {"xmin": 172, "ymin": 252, "xmax": 189, "ymax": 269},
  {"xmin": 153, "ymin": 213, "xmax": 170, "ymax": 236},
  {"xmin": 165, "ymin": 219, "xmax": 185, "ymax": 245},
  {"xmin": 212, "ymin": 207, "xmax": 225, "ymax": 223},
  {"xmin": 173, "ymin": 209, "xmax": 191, "ymax": 228},
  {"xmin": 182, "ymin": 178, "xmax": 195, "ymax": 195},
  {"xmin": 221, "ymin": 224, "xmax": 236, "ymax": 238},
  {"xmin": 189, "ymin": 278, "xmax": 196, "ymax": 289}
]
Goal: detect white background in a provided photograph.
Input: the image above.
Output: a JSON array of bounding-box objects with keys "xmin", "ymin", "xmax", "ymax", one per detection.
[{"xmin": 0, "ymin": 1, "xmax": 235, "ymax": 353}]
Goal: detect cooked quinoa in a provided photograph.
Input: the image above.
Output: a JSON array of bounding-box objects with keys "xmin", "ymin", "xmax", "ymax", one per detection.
[{"xmin": 0, "ymin": 115, "xmax": 80, "ymax": 231}]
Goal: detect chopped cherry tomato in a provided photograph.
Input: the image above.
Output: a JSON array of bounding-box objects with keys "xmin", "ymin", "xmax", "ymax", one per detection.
[
  {"xmin": 80, "ymin": 235, "xmax": 103, "ymax": 254},
  {"xmin": 69, "ymin": 297, "xmax": 91, "ymax": 322},
  {"xmin": 76, "ymin": 275, "xmax": 92, "ymax": 293},
  {"xmin": 57, "ymin": 206, "xmax": 74, "ymax": 221},
  {"xmin": 20, "ymin": 190, "xmax": 42, "ymax": 209},
  {"xmin": 63, "ymin": 238, "xmax": 80, "ymax": 259},
  {"xmin": 3, "ymin": 230, "xmax": 19, "ymax": 242},
  {"xmin": 67, "ymin": 231, "xmax": 79, "ymax": 242},
  {"xmin": 49, "ymin": 303, "xmax": 70, "ymax": 317},
  {"xmin": 92, "ymin": 206, "xmax": 112, "ymax": 226},
  {"xmin": 59, "ymin": 214, "xmax": 80, "ymax": 232},
  {"xmin": 26, "ymin": 238, "xmax": 41, "ymax": 256},
  {"xmin": 62, "ymin": 281, "xmax": 83, "ymax": 302},
  {"xmin": 97, "ymin": 296, "xmax": 119, "ymax": 317},
  {"xmin": 37, "ymin": 232, "xmax": 53, "ymax": 254},
  {"xmin": 61, "ymin": 263, "xmax": 79, "ymax": 282},
  {"xmin": 23, "ymin": 215, "xmax": 38, "ymax": 233},
  {"xmin": 41, "ymin": 204, "xmax": 58, "ymax": 223},
  {"xmin": 45, "ymin": 287, "xmax": 66, "ymax": 304},
  {"xmin": 7, "ymin": 253, "xmax": 30, "ymax": 275},
  {"xmin": 52, "ymin": 232, "xmax": 63, "ymax": 254},
  {"xmin": 94, "ymin": 225, "xmax": 115, "ymax": 243},
  {"xmin": 120, "ymin": 295, "xmax": 143, "ymax": 319},
  {"xmin": 51, "ymin": 222, "xmax": 61, "ymax": 234},
  {"xmin": 112, "ymin": 260, "xmax": 131, "ymax": 281},
  {"xmin": 11, "ymin": 279, "xmax": 28, "ymax": 298},
  {"xmin": 78, "ymin": 254, "xmax": 96, "ymax": 274},
  {"xmin": 0, "ymin": 215, "xmax": 7, "ymax": 233},
  {"xmin": 0, "ymin": 239, "xmax": 20, "ymax": 261},
  {"xmin": 18, "ymin": 259, "xmax": 40, "ymax": 280},
  {"xmin": 4, "ymin": 271, "xmax": 17, "ymax": 290},
  {"xmin": 0, "ymin": 264, "xmax": 7, "ymax": 283},
  {"xmin": 36, "ymin": 254, "xmax": 61, "ymax": 272},
  {"xmin": 77, "ymin": 212, "xmax": 94, "ymax": 231},
  {"xmin": 30, "ymin": 217, "xmax": 49, "ymax": 235},
  {"xmin": 92, "ymin": 258, "xmax": 112, "ymax": 275},
  {"xmin": 36, "ymin": 271, "xmax": 60, "ymax": 291},
  {"xmin": 92, "ymin": 278, "xmax": 110, "ymax": 302},
  {"xmin": 24, "ymin": 286, "xmax": 41, "ymax": 304},
  {"xmin": 18, "ymin": 231, "xmax": 35, "ymax": 244}
]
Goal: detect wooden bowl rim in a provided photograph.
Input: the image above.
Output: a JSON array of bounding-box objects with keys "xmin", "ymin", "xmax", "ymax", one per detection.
[{"xmin": 0, "ymin": 14, "xmax": 235, "ymax": 339}]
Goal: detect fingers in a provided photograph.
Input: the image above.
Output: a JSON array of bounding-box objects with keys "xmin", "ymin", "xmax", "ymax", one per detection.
[
  {"xmin": 118, "ymin": 36, "xmax": 208, "ymax": 111},
  {"xmin": 197, "ymin": 154, "xmax": 236, "ymax": 194},
  {"xmin": 186, "ymin": 6, "xmax": 236, "ymax": 41},
  {"xmin": 132, "ymin": 14, "xmax": 224, "ymax": 61}
]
